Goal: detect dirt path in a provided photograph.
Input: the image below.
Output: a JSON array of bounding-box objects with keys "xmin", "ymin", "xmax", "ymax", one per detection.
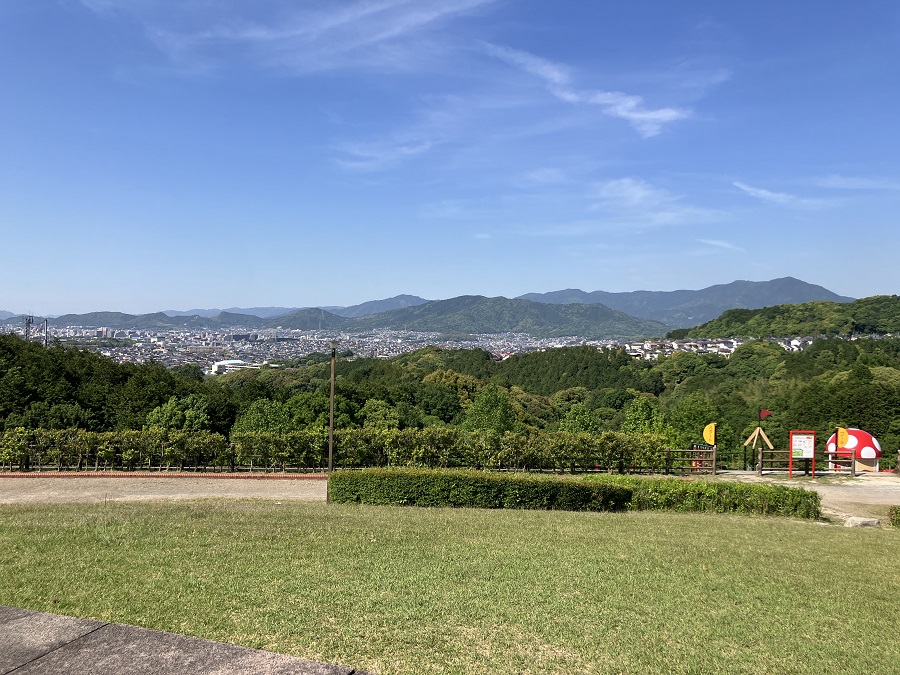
[
  {"xmin": 716, "ymin": 471, "xmax": 900, "ymax": 522},
  {"xmin": 0, "ymin": 475, "xmax": 328, "ymax": 505}
]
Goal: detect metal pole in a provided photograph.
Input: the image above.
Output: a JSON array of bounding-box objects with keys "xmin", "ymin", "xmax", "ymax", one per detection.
[{"xmin": 328, "ymin": 342, "xmax": 336, "ymax": 473}]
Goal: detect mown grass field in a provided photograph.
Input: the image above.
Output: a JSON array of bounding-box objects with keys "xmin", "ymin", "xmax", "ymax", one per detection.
[{"xmin": 1, "ymin": 501, "xmax": 897, "ymax": 674}]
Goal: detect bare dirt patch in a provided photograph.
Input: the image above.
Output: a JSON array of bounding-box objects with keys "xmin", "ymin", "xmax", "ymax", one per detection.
[{"xmin": 0, "ymin": 475, "xmax": 328, "ymax": 505}]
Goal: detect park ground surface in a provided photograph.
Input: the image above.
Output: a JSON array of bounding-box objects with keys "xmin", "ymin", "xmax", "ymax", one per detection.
[
  {"xmin": 1, "ymin": 471, "xmax": 899, "ymax": 674},
  {"xmin": 2, "ymin": 470, "xmax": 899, "ymax": 524}
]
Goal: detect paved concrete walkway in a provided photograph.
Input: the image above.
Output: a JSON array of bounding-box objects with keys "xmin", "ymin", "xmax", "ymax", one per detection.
[{"xmin": 0, "ymin": 606, "xmax": 372, "ymax": 675}]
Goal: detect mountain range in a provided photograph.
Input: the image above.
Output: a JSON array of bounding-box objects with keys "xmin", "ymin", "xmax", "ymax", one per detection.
[
  {"xmin": 160, "ymin": 295, "xmax": 431, "ymax": 320},
  {"xmin": 1, "ymin": 277, "xmax": 856, "ymax": 339},
  {"xmin": 517, "ymin": 277, "xmax": 853, "ymax": 327}
]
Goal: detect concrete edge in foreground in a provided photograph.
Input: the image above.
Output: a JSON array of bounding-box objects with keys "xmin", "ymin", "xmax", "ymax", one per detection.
[{"xmin": 0, "ymin": 606, "xmax": 372, "ymax": 675}]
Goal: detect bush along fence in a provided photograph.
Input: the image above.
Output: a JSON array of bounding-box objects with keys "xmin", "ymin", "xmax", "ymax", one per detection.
[
  {"xmin": 889, "ymin": 506, "xmax": 900, "ymax": 528},
  {"xmin": 328, "ymin": 468, "xmax": 822, "ymax": 519},
  {"xmin": 0, "ymin": 426, "xmax": 713, "ymax": 475}
]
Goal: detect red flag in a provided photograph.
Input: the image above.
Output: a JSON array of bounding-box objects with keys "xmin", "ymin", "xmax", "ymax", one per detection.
[{"xmin": 759, "ymin": 409, "xmax": 773, "ymax": 420}]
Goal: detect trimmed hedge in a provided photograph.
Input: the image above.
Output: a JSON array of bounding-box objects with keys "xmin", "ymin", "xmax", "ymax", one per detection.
[
  {"xmin": 585, "ymin": 475, "xmax": 822, "ymax": 519},
  {"xmin": 329, "ymin": 469, "xmax": 822, "ymax": 519},
  {"xmin": 328, "ymin": 468, "xmax": 632, "ymax": 512},
  {"xmin": 889, "ymin": 506, "xmax": 900, "ymax": 528}
]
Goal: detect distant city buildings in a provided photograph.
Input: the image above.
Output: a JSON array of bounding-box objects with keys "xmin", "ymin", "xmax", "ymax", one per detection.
[{"xmin": 0, "ymin": 322, "xmax": 888, "ymax": 373}]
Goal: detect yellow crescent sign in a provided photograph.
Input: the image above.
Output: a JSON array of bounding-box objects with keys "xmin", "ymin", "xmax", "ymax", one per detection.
[
  {"xmin": 837, "ymin": 427, "xmax": 849, "ymax": 447},
  {"xmin": 703, "ymin": 422, "xmax": 717, "ymax": 446}
]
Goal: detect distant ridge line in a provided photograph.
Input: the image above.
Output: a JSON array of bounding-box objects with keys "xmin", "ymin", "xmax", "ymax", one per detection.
[{"xmin": 1, "ymin": 278, "xmax": 857, "ymax": 336}]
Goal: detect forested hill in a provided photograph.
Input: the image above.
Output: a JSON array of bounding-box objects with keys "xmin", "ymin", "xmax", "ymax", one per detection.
[
  {"xmin": 684, "ymin": 295, "xmax": 900, "ymax": 338},
  {"xmin": 351, "ymin": 296, "xmax": 668, "ymax": 339},
  {"xmin": 7, "ymin": 297, "xmax": 666, "ymax": 339}
]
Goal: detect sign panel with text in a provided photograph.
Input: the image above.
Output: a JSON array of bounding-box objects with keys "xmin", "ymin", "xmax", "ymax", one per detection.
[{"xmin": 789, "ymin": 430, "xmax": 816, "ymax": 478}]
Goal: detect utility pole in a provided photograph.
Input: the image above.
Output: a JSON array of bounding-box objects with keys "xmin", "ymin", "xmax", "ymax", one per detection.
[
  {"xmin": 43, "ymin": 319, "xmax": 49, "ymax": 348},
  {"xmin": 328, "ymin": 340, "xmax": 338, "ymax": 474}
]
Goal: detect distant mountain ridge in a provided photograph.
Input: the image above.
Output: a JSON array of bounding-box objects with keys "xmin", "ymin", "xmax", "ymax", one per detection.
[
  {"xmin": 517, "ymin": 277, "xmax": 854, "ymax": 327},
  {"xmin": 349, "ymin": 295, "xmax": 667, "ymax": 339},
  {"xmin": 163, "ymin": 306, "xmax": 302, "ymax": 319},
  {"xmin": 1, "ymin": 279, "xmax": 861, "ymax": 339},
  {"xmin": 271, "ymin": 296, "xmax": 666, "ymax": 339},
  {"xmin": 13, "ymin": 297, "xmax": 665, "ymax": 340},
  {"xmin": 331, "ymin": 294, "xmax": 429, "ymax": 318},
  {"xmin": 160, "ymin": 295, "xmax": 430, "ymax": 320}
]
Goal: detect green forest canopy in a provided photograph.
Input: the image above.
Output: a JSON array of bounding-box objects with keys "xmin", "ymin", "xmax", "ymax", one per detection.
[
  {"xmin": 684, "ymin": 295, "xmax": 900, "ymax": 338},
  {"xmin": 1, "ymin": 334, "xmax": 898, "ymax": 466}
]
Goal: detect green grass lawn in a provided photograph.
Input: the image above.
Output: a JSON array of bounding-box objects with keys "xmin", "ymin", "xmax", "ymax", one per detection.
[{"xmin": 1, "ymin": 501, "xmax": 897, "ymax": 674}]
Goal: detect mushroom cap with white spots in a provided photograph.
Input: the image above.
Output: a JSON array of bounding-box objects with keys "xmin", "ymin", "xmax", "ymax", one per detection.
[{"xmin": 826, "ymin": 428, "xmax": 882, "ymax": 459}]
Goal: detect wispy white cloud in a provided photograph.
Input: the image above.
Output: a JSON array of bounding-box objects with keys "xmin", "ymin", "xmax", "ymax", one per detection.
[
  {"xmin": 82, "ymin": 0, "xmax": 500, "ymax": 74},
  {"xmin": 419, "ymin": 199, "xmax": 492, "ymax": 220},
  {"xmin": 482, "ymin": 43, "xmax": 690, "ymax": 138},
  {"xmin": 698, "ymin": 239, "xmax": 743, "ymax": 251},
  {"xmin": 592, "ymin": 177, "xmax": 675, "ymax": 208},
  {"xmin": 523, "ymin": 177, "xmax": 724, "ymax": 237},
  {"xmin": 333, "ymin": 92, "xmax": 472, "ymax": 171},
  {"xmin": 523, "ymin": 168, "xmax": 567, "ymax": 184},
  {"xmin": 588, "ymin": 177, "xmax": 725, "ymax": 228},
  {"xmin": 813, "ymin": 175, "xmax": 900, "ymax": 191},
  {"xmin": 733, "ymin": 181, "xmax": 828, "ymax": 209},
  {"xmin": 335, "ymin": 136, "xmax": 436, "ymax": 172}
]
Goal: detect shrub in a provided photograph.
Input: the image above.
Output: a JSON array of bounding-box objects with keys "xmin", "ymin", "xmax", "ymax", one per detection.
[
  {"xmin": 328, "ymin": 468, "xmax": 632, "ymax": 512},
  {"xmin": 329, "ymin": 469, "xmax": 821, "ymax": 519},
  {"xmin": 889, "ymin": 506, "xmax": 900, "ymax": 528},
  {"xmin": 585, "ymin": 475, "xmax": 821, "ymax": 519}
]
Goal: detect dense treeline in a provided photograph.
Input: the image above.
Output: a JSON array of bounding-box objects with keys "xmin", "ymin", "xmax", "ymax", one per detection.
[
  {"xmin": 685, "ymin": 295, "xmax": 900, "ymax": 338},
  {"xmin": 0, "ymin": 335, "xmax": 236, "ymax": 433},
  {"xmin": 1, "ymin": 333, "xmax": 898, "ymax": 468}
]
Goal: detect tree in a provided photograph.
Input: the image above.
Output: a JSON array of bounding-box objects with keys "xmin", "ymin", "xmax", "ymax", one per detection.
[
  {"xmin": 621, "ymin": 396, "xmax": 668, "ymax": 437},
  {"xmin": 559, "ymin": 403, "xmax": 604, "ymax": 435},
  {"xmin": 231, "ymin": 399, "xmax": 292, "ymax": 435},
  {"xmin": 360, "ymin": 399, "xmax": 400, "ymax": 430},
  {"xmin": 664, "ymin": 393, "xmax": 721, "ymax": 450},
  {"xmin": 285, "ymin": 392, "xmax": 358, "ymax": 429},
  {"xmin": 146, "ymin": 395, "xmax": 211, "ymax": 432},
  {"xmin": 172, "ymin": 363, "xmax": 205, "ymax": 382},
  {"xmin": 460, "ymin": 384, "xmax": 522, "ymax": 434}
]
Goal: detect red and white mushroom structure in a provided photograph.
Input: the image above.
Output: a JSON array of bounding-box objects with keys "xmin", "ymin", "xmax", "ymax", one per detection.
[{"xmin": 826, "ymin": 428, "xmax": 882, "ymax": 471}]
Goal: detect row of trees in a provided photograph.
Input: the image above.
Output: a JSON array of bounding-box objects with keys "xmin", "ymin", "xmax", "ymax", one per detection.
[{"xmin": 0, "ymin": 427, "xmax": 670, "ymax": 474}]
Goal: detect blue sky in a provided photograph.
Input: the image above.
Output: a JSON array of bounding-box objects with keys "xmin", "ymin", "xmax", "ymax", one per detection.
[{"xmin": 2, "ymin": 1, "xmax": 899, "ymax": 314}]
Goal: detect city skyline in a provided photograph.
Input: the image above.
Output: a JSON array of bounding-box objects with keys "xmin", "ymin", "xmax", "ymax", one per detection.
[{"xmin": 2, "ymin": 1, "xmax": 899, "ymax": 314}]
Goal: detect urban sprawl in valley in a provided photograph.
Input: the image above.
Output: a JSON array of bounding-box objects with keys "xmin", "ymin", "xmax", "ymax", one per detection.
[{"xmin": 0, "ymin": 322, "xmax": 861, "ymax": 375}]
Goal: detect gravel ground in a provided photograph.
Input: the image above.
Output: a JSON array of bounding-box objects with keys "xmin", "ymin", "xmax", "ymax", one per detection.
[{"xmin": 0, "ymin": 475, "xmax": 328, "ymax": 505}]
